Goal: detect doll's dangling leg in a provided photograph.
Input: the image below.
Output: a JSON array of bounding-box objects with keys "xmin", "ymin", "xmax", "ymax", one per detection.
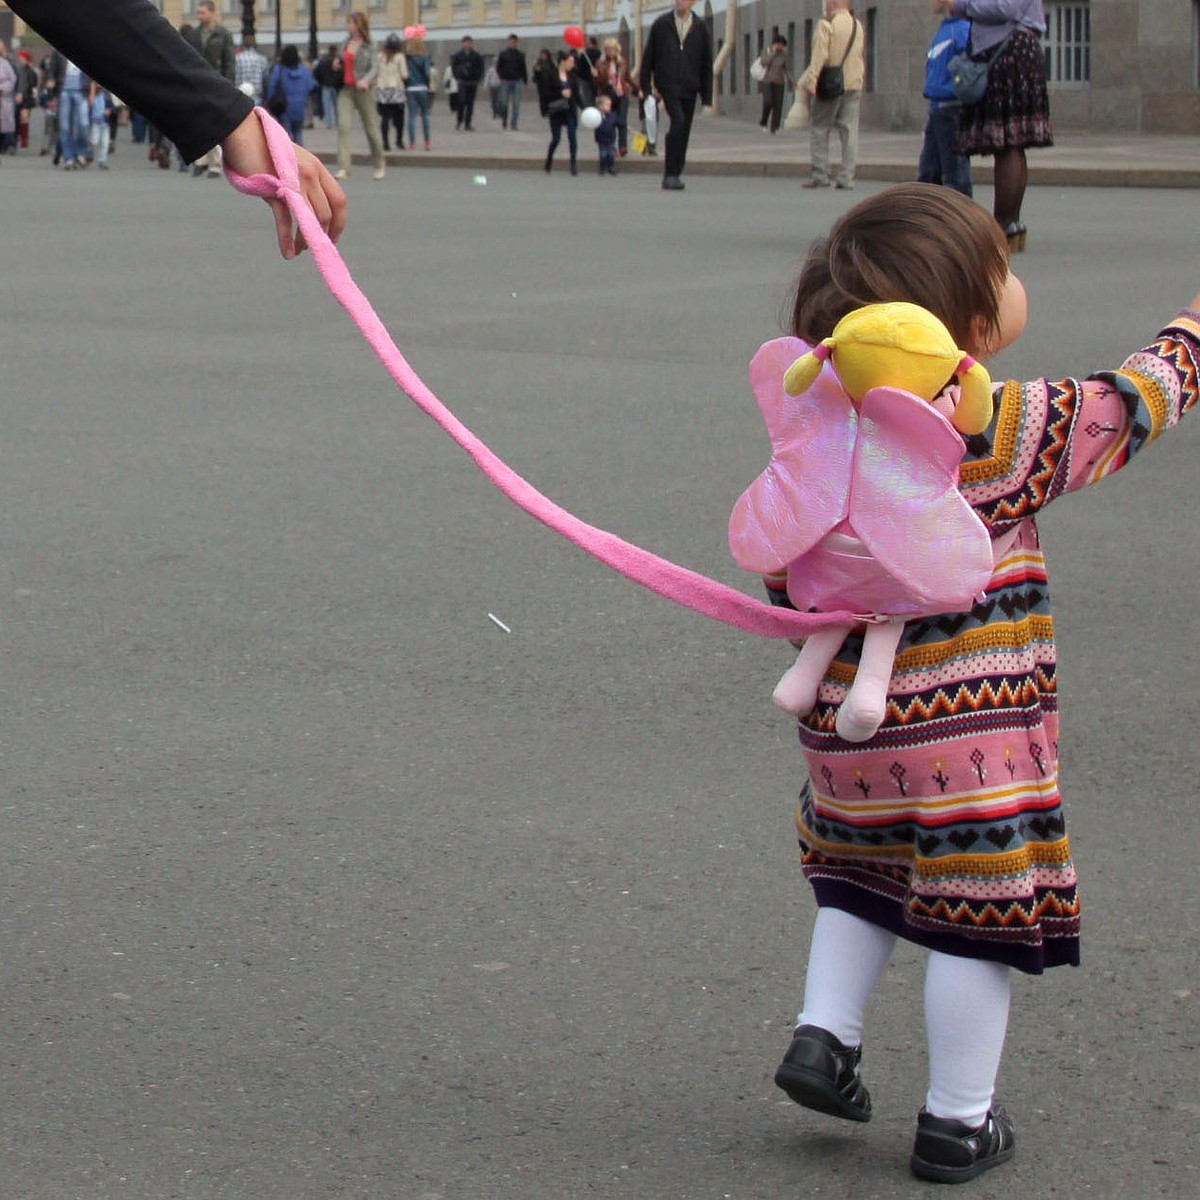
[
  {"xmin": 835, "ymin": 617, "xmax": 906, "ymax": 742},
  {"xmin": 773, "ymin": 625, "xmax": 853, "ymax": 716}
]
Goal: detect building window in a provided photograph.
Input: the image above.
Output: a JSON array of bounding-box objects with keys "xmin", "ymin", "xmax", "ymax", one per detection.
[
  {"xmin": 1043, "ymin": 2, "xmax": 1090, "ymax": 85},
  {"xmin": 862, "ymin": 6, "xmax": 875, "ymax": 92},
  {"xmin": 1194, "ymin": 0, "xmax": 1200, "ymax": 87}
]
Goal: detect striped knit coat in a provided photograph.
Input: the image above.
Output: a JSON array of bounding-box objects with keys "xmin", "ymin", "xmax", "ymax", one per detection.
[{"xmin": 769, "ymin": 310, "xmax": 1200, "ymax": 974}]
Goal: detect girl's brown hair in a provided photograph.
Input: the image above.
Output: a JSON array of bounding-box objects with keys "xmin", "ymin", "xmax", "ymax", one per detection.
[{"xmin": 789, "ymin": 184, "xmax": 1009, "ymax": 351}]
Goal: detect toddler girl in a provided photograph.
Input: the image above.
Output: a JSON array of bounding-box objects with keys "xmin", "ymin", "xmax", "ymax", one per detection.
[{"xmin": 745, "ymin": 183, "xmax": 1200, "ymax": 1183}]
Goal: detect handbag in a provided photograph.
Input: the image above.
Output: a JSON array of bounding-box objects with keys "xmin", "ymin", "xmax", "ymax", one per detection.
[
  {"xmin": 783, "ymin": 89, "xmax": 810, "ymax": 130},
  {"xmin": 815, "ymin": 18, "xmax": 858, "ymax": 101},
  {"xmin": 947, "ymin": 32, "xmax": 1012, "ymax": 106},
  {"xmin": 750, "ymin": 55, "xmax": 768, "ymax": 84},
  {"xmin": 267, "ymin": 69, "xmax": 287, "ymax": 118},
  {"xmin": 546, "ymin": 97, "xmax": 570, "ymax": 116}
]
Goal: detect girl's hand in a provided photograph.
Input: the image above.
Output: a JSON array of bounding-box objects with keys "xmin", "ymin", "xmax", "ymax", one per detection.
[{"xmin": 220, "ymin": 111, "xmax": 347, "ymax": 260}]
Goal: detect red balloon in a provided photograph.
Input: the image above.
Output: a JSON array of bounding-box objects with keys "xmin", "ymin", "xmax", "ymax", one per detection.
[{"xmin": 564, "ymin": 25, "xmax": 586, "ymax": 50}]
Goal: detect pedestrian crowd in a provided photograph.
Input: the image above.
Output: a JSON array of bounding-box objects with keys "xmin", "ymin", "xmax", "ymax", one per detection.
[{"xmin": 3, "ymin": 0, "xmax": 1052, "ymax": 249}]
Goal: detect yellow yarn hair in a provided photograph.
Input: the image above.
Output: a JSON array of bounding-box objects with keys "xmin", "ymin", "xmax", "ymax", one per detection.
[{"xmin": 782, "ymin": 302, "xmax": 994, "ymax": 436}]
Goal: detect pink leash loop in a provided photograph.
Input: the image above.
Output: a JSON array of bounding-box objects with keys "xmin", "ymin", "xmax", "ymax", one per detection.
[{"xmin": 224, "ymin": 110, "xmax": 867, "ymax": 638}]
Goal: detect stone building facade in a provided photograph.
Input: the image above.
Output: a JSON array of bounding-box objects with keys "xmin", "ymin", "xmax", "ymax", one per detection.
[{"xmin": 3, "ymin": 0, "xmax": 1198, "ymax": 133}]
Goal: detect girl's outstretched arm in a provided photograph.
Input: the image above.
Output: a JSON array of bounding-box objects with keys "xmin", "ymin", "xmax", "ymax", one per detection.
[{"xmin": 962, "ymin": 307, "xmax": 1200, "ymax": 528}]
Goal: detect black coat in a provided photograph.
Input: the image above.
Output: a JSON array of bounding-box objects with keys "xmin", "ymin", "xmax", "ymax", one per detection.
[
  {"xmin": 495, "ymin": 47, "xmax": 527, "ymax": 84},
  {"xmin": 451, "ymin": 48, "xmax": 484, "ymax": 87},
  {"xmin": 537, "ymin": 67, "xmax": 582, "ymax": 118},
  {"xmin": 9, "ymin": 0, "xmax": 252, "ymax": 161},
  {"xmin": 638, "ymin": 10, "xmax": 713, "ymax": 105}
]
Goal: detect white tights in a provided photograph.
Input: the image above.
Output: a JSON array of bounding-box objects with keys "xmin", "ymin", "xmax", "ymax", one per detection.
[{"xmin": 797, "ymin": 907, "xmax": 1011, "ymax": 1127}]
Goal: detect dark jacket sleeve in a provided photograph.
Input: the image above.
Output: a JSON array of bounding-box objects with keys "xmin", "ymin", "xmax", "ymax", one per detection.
[
  {"xmin": 8, "ymin": 0, "xmax": 253, "ymax": 161},
  {"xmin": 637, "ymin": 23, "xmax": 657, "ymax": 94}
]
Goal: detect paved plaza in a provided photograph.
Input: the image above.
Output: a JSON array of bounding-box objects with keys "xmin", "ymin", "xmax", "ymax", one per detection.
[{"xmin": 1, "ymin": 148, "xmax": 1199, "ymax": 1199}]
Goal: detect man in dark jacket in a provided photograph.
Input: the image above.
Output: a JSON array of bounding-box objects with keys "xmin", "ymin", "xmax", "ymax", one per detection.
[
  {"xmin": 638, "ymin": 0, "xmax": 712, "ymax": 191},
  {"xmin": 494, "ymin": 34, "xmax": 527, "ymax": 131},
  {"xmin": 450, "ymin": 35, "xmax": 484, "ymax": 132},
  {"xmin": 191, "ymin": 0, "xmax": 235, "ymax": 174}
]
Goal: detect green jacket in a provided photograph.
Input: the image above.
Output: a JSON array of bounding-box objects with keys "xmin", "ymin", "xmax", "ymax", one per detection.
[{"xmin": 197, "ymin": 22, "xmax": 236, "ymax": 84}]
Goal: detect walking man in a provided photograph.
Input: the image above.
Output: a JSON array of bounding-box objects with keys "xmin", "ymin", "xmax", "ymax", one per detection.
[
  {"xmin": 495, "ymin": 33, "xmax": 527, "ymax": 131},
  {"xmin": 637, "ymin": 0, "xmax": 712, "ymax": 191},
  {"xmin": 450, "ymin": 35, "xmax": 484, "ymax": 131},
  {"xmin": 190, "ymin": 0, "xmax": 236, "ymax": 175}
]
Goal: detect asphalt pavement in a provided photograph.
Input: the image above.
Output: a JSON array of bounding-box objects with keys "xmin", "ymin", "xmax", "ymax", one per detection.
[{"xmin": 0, "ymin": 142, "xmax": 1199, "ymax": 1200}]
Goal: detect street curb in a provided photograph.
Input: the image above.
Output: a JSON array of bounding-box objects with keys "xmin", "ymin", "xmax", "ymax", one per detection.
[{"xmin": 317, "ymin": 150, "xmax": 1200, "ymax": 188}]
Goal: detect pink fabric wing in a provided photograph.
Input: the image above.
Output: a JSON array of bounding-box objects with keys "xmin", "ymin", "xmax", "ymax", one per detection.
[
  {"xmin": 728, "ymin": 338, "xmax": 856, "ymax": 574},
  {"xmin": 848, "ymin": 386, "xmax": 994, "ymax": 609}
]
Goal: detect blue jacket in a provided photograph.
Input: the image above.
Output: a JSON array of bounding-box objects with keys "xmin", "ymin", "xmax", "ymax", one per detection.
[
  {"xmin": 924, "ymin": 17, "xmax": 972, "ymax": 103},
  {"xmin": 405, "ymin": 54, "xmax": 432, "ymax": 91},
  {"xmin": 266, "ymin": 63, "xmax": 316, "ymax": 125},
  {"xmin": 594, "ymin": 110, "xmax": 619, "ymax": 146}
]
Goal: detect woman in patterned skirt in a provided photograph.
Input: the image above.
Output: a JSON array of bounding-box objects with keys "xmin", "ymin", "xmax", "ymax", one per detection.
[{"xmin": 937, "ymin": 0, "xmax": 1053, "ymax": 251}]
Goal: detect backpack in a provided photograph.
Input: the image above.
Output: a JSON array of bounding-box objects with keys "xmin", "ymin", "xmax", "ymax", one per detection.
[{"xmin": 267, "ymin": 67, "xmax": 288, "ymax": 118}]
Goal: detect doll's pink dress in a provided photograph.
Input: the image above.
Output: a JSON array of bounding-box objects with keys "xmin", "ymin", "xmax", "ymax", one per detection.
[{"xmin": 728, "ymin": 337, "xmax": 995, "ymax": 617}]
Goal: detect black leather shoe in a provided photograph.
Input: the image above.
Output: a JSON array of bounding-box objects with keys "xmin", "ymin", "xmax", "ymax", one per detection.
[
  {"xmin": 910, "ymin": 1106, "xmax": 1015, "ymax": 1183},
  {"xmin": 774, "ymin": 1025, "xmax": 871, "ymax": 1122},
  {"xmin": 662, "ymin": 175, "xmax": 685, "ymax": 190}
]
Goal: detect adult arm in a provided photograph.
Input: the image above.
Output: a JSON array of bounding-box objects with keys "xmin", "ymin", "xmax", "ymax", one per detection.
[
  {"xmin": 944, "ymin": 0, "xmax": 1045, "ymax": 29},
  {"xmin": 219, "ymin": 30, "xmax": 236, "ymax": 84},
  {"xmin": 9, "ymin": 0, "xmax": 249, "ymax": 160},
  {"xmin": 799, "ymin": 19, "xmax": 832, "ymax": 94},
  {"xmin": 8, "ymin": 0, "xmax": 345, "ymax": 258},
  {"xmin": 638, "ymin": 23, "xmax": 656, "ymax": 93},
  {"xmin": 699, "ymin": 27, "xmax": 714, "ymax": 106}
]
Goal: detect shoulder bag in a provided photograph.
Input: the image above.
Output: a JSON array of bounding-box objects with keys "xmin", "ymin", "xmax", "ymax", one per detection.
[
  {"xmin": 267, "ymin": 68, "xmax": 287, "ymax": 118},
  {"xmin": 947, "ymin": 31, "xmax": 1012, "ymax": 106},
  {"xmin": 815, "ymin": 19, "xmax": 858, "ymax": 101}
]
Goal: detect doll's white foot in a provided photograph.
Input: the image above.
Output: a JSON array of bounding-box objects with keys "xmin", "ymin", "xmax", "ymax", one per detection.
[
  {"xmin": 773, "ymin": 664, "xmax": 819, "ymax": 716},
  {"xmin": 835, "ymin": 695, "xmax": 887, "ymax": 742}
]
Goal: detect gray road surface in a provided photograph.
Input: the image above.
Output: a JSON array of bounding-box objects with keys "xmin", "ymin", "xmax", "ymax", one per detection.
[{"xmin": 1, "ymin": 154, "xmax": 1198, "ymax": 1199}]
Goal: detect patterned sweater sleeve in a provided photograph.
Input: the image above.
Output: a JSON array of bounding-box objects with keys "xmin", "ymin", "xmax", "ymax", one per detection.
[{"xmin": 961, "ymin": 309, "xmax": 1200, "ymax": 532}]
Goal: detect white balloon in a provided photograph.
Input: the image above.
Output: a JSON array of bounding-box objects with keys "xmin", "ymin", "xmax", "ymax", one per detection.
[{"xmin": 579, "ymin": 106, "xmax": 603, "ymax": 130}]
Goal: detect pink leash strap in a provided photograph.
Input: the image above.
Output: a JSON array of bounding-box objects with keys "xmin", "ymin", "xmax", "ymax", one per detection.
[{"xmin": 224, "ymin": 111, "xmax": 865, "ymax": 638}]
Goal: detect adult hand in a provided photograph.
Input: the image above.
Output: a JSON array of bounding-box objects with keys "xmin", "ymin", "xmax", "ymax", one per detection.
[{"xmin": 220, "ymin": 110, "xmax": 347, "ymax": 261}]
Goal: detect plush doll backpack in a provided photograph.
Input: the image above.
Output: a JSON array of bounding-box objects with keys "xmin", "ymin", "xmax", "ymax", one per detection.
[{"xmin": 729, "ymin": 302, "xmax": 1002, "ymax": 742}]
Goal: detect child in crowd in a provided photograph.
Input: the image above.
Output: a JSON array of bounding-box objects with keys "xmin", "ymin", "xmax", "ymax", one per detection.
[
  {"xmin": 739, "ymin": 183, "xmax": 1200, "ymax": 1184},
  {"xmin": 593, "ymin": 93, "xmax": 619, "ymax": 175},
  {"xmin": 88, "ymin": 82, "xmax": 114, "ymax": 168},
  {"xmin": 917, "ymin": 3, "xmax": 973, "ymax": 195}
]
